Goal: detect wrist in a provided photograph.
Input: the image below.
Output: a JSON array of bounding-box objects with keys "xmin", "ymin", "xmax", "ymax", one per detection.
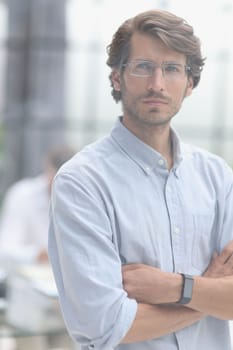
[
  {"xmin": 150, "ymin": 271, "xmax": 183, "ymax": 304},
  {"xmin": 146, "ymin": 270, "xmax": 191, "ymax": 305},
  {"xmin": 176, "ymin": 273, "xmax": 194, "ymax": 305},
  {"xmin": 168, "ymin": 273, "xmax": 184, "ymax": 303}
]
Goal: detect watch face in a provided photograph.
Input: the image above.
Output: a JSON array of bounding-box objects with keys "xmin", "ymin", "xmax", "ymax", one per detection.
[{"xmin": 177, "ymin": 274, "xmax": 194, "ymax": 304}]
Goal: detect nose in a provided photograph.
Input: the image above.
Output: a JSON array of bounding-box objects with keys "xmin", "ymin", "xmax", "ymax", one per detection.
[{"xmin": 147, "ymin": 67, "xmax": 165, "ymax": 92}]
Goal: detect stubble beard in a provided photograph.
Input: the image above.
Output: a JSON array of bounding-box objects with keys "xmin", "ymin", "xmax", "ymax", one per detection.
[
  {"xmin": 122, "ymin": 92, "xmax": 177, "ymax": 128},
  {"xmin": 121, "ymin": 81, "xmax": 190, "ymax": 128}
]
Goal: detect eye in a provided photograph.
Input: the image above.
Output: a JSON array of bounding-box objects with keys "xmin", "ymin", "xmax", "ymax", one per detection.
[
  {"xmin": 131, "ymin": 61, "xmax": 154, "ymax": 76},
  {"xmin": 137, "ymin": 62, "xmax": 150, "ymax": 69},
  {"xmin": 135, "ymin": 61, "xmax": 151, "ymax": 71},
  {"xmin": 164, "ymin": 64, "xmax": 182, "ymax": 73}
]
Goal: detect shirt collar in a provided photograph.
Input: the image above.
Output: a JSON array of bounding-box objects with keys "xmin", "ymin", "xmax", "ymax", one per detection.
[{"xmin": 111, "ymin": 117, "xmax": 192, "ymax": 176}]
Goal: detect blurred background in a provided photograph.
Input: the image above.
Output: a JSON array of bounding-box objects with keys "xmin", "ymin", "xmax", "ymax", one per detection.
[
  {"xmin": 0, "ymin": 0, "xmax": 232, "ymax": 349},
  {"xmin": 0, "ymin": 0, "xmax": 232, "ymax": 198}
]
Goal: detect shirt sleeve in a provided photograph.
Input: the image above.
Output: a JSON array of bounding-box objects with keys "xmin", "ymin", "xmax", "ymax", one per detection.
[
  {"xmin": 218, "ymin": 162, "xmax": 233, "ymax": 249},
  {"xmin": 48, "ymin": 171, "xmax": 137, "ymax": 350}
]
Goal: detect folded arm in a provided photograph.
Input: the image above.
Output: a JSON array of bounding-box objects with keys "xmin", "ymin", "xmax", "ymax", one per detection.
[
  {"xmin": 122, "ymin": 303, "xmax": 203, "ymax": 343},
  {"xmin": 188, "ymin": 241, "xmax": 233, "ymax": 319},
  {"xmin": 122, "ymin": 240, "xmax": 233, "ymax": 343}
]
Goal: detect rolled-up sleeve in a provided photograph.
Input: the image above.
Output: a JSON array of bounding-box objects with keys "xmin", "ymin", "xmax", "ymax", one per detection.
[
  {"xmin": 218, "ymin": 162, "xmax": 233, "ymax": 248},
  {"xmin": 48, "ymin": 171, "xmax": 137, "ymax": 349}
]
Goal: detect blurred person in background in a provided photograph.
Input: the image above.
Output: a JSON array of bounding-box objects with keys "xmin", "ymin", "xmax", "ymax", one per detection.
[
  {"xmin": 48, "ymin": 9, "xmax": 233, "ymax": 350},
  {"xmin": 0, "ymin": 144, "xmax": 74, "ymax": 268}
]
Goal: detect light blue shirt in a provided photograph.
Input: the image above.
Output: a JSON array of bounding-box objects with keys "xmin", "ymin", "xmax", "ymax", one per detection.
[{"xmin": 48, "ymin": 118, "xmax": 233, "ymax": 350}]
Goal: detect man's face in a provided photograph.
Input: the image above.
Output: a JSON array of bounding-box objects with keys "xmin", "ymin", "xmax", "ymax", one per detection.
[{"xmin": 112, "ymin": 32, "xmax": 193, "ymax": 131}]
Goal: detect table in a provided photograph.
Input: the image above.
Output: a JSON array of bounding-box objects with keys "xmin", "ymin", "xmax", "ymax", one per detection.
[{"xmin": 0, "ymin": 298, "xmax": 74, "ymax": 350}]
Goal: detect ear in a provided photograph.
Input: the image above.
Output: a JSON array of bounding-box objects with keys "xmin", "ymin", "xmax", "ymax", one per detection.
[
  {"xmin": 111, "ymin": 69, "xmax": 121, "ymax": 91},
  {"xmin": 185, "ymin": 76, "xmax": 194, "ymax": 97}
]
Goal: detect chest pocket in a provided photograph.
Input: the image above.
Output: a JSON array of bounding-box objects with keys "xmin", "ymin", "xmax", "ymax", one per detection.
[{"xmin": 191, "ymin": 212, "xmax": 216, "ymax": 272}]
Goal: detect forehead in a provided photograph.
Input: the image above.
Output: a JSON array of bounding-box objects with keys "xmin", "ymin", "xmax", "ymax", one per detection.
[{"xmin": 129, "ymin": 32, "xmax": 186, "ymax": 63}]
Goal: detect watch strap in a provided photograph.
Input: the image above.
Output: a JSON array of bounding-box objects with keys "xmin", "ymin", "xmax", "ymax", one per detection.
[{"xmin": 176, "ymin": 273, "xmax": 194, "ymax": 305}]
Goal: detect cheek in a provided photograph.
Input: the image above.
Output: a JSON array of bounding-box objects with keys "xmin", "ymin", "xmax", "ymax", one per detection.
[
  {"xmin": 183, "ymin": 79, "xmax": 193, "ymax": 97},
  {"xmin": 123, "ymin": 76, "xmax": 146, "ymax": 95},
  {"xmin": 169, "ymin": 84, "xmax": 189, "ymax": 104}
]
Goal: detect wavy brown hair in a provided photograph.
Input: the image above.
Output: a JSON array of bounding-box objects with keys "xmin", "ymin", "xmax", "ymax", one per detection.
[{"xmin": 106, "ymin": 10, "xmax": 205, "ymax": 102}]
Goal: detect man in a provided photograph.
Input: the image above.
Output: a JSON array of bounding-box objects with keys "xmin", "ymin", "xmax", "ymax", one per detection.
[
  {"xmin": 0, "ymin": 144, "xmax": 74, "ymax": 267},
  {"xmin": 48, "ymin": 10, "xmax": 233, "ymax": 350}
]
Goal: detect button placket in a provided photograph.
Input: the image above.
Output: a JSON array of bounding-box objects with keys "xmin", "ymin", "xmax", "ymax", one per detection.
[{"xmin": 174, "ymin": 226, "xmax": 180, "ymax": 234}]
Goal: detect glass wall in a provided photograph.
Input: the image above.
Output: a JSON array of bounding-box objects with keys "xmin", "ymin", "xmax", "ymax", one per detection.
[{"xmin": 0, "ymin": 0, "xmax": 66, "ymax": 195}]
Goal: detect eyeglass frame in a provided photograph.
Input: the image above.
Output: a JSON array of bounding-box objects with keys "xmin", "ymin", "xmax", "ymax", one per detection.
[{"xmin": 122, "ymin": 59, "xmax": 192, "ymax": 80}]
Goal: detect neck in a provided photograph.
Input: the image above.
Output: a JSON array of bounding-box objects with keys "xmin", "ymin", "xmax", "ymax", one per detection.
[{"xmin": 122, "ymin": 117, "xmax": 174, "ymax": 170}]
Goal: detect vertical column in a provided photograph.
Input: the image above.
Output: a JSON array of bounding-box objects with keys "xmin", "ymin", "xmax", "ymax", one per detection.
[{"xmin": 3, "ymin": 0, "xmax": 66, "ymax": 191}]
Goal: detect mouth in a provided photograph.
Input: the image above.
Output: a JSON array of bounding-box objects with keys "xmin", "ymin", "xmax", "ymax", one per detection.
[{"xmin": 142, "ymin": 98, "xmax": 168, "ymax": 106}]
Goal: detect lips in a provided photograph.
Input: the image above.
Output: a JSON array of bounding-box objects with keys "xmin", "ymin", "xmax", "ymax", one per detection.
[{"xmin": 142, "ymin": 98, "xmax": 168, "ymax": 105}]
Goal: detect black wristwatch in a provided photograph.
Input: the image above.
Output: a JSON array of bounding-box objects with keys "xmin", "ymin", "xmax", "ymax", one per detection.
[{"xmin": 176, "ymin": 273, "xmax": 194, "ymax": 304}]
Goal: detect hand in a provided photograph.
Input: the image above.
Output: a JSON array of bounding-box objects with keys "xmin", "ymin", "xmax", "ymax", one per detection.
[
  {"xmin": 122, "ymin": 240, "xmax": 233, "ymax": 305},
  {"xmin": 37, "ymin": 249, "xmax": 49, "ymax": 263},
  {"xmin": 203, "ymin": 240, "xmax": 233, "ymax": 278},
  {"xmin": 122, "ymin": 264, "xmax": 182, "ymax": 304}
]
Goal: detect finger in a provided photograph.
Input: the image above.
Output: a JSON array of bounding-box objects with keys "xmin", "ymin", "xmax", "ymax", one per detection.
[
  {"xmin": 212, "ymin": 251, "xmax": 218, "ymax": 259},
  {"xmin": 224, "ymin": 252, "xmax": 233, "ymax": 265},
  {"xmin": 218, "ymin": 240, "xmax": 233, "ymax": 264},
  {"xmin": 122, "ymin": 264, "xmax": 143, "ymax": 272},
  {"xmin": 223, "ymin": 240, "xmax": 233, "ymax": 251}
]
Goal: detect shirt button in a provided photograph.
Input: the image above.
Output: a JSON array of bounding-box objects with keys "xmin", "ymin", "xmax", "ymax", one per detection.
[
  {"xmin": 174, "ymin": 227, "xmax": 180, "ymax": 234},
  {"xmin": 158, "ymin": 159, "xmax": 164, "ymax": 166}
]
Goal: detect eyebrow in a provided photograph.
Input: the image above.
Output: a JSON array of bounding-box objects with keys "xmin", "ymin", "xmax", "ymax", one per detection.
[{"xmin": 131, "ymin": 58, "xmax": 185, "ymax": 65}]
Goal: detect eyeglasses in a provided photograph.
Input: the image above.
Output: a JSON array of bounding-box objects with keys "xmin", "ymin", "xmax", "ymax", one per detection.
[{"xmin": 122, "ymin": 59, "xmax": 191, "ymax": 81}]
